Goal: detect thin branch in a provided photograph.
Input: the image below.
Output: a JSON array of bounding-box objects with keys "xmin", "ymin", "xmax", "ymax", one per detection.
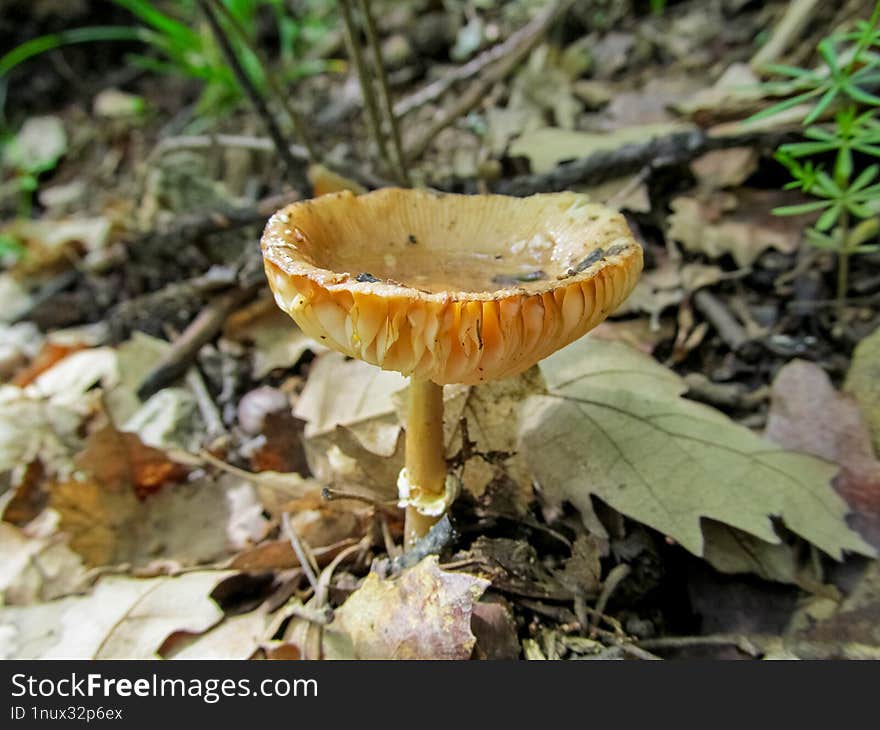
[
  {"xmin": 358, "ymin": 0, "xmax": 410, "ymax": 185},
  {"xmin": 136, "ymin": 282, "xmax": 259, "ymax": 400},
  {"xmin": 393, "ymin": 18, "xmax": 544, "ymax": 118},
  {"xmin": 405, "ymin": 0, "xmax": 573, "ymax": 163},
  {"xmin": 196, "ymin": 0, "xmax": 301, "ymax": 182},
  {"xmin": 209, "ymin": 0, "xmax": 320, "ymax": 162},
  {"xmin": 282, "ymin": 511, "xmax": 320, "ymax": 593},
  {"xmin": 339, "ymin": 0, "xmax": 391, "ymax": 173}
]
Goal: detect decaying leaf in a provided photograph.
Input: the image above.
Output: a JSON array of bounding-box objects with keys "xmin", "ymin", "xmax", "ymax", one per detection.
[
  {"xmin": 442, "ymin": 368, "xmax": 545, "ymax": 513},
  {"xmin": 0, "ymin": 522, "xmax": 87, "ymax": 605},
  {"xmin": 328, "ymin": 556, "xmax": 490, "ymax": 659},
  {"xmin": 224, "ymin": 298, "xmax": 323, "ymax": 378},
  {"xmin": 520, "ymin": 337, "xmax": 875, "ymax": 559},
  {"xmin": 164, "ymin": 608, "xmax": 273, "ymax": 660},
  {"xmin": 690, "ymin": 147, "xmax": 759, "ymax": 190},
  {"xmin": 667, "ymin": 190, "xmax": 805, "ymax": 267},
  {"xmin": 0, "ymin": 388, "xmax": 83, "ymax": 478},
  {"xmin": 510, "ymin": 123, "xmax": 689, "ymax": 174},
  {"xmin": 51, "ymin": 473, "xmax": 267, "ymax": 568},
  {"xmin": 75, "ymin": 422, "xmax": 189, "ymax": 498},
  {"xmin": 765, "ymin": 360, "xmax": 880, "ymax": 549},
  {"xmin": 0, "ymin": 571, "xmax": 233, "ymax": 659},
  {"xmin": 845, "ymin": 326, "xmax": 880, "ymax": 456}
]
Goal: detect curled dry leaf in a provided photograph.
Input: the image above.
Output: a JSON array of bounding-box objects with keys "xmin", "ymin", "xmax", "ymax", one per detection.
[
  {"xmin": 327, "ymin": 556, "xmax": 490, "ymax": 659},
  {"xmin": 765, "ymin": 360, "xmax": 880, "ymax": 549},
  {"xmin": 520, "ymin": 337, "xmax": 875, "ymax": 560}
]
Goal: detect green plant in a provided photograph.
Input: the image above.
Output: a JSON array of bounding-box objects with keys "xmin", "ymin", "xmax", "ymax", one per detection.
[
  {"xmin": 0, "ymin": 0, "xmax": 337, "ymax": 117},
  {"xmin": 752, "ymin": 2, "xmax": 880, "ymax": 305}
]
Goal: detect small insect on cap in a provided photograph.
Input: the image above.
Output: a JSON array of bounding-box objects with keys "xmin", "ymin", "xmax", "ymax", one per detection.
[{"xmin": 261, "ymin": 188, "xmax": 643, "ymax": 385}]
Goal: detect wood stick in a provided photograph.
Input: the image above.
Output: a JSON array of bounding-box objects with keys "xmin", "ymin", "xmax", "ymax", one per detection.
[
  {"xmin": 358, "ymin": 0, "xmax": 410, "ymax": 186},
  {"xmin": 405, "ymin": 0, "xmax": 573, "ymax": 163},
  {"xmin": 339, "ymin": 0, "xmax": 391, "ymax": 173},
  {"xmin": 196, "ymin": 0, "xmax": 301, "ymax": 182},
  {"xmin": 137, "ymin": 283, "xmax": 259, "ymax": 400}
]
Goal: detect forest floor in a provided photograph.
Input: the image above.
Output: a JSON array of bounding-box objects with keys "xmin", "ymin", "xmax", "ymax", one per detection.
[{"xmin": 1, "ymin": 0, "xmax": 879, "ymax": 660}]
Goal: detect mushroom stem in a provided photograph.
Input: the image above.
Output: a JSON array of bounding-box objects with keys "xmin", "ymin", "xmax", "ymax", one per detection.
[{"xmin": 404, "ymin": 377, "xmax": 447, "ymax": 549}]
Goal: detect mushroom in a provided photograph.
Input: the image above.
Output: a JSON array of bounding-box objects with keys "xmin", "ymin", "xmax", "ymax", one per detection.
[{"xmin": 261, "ymin": 188, "xmax": 642, "ymax": 548}]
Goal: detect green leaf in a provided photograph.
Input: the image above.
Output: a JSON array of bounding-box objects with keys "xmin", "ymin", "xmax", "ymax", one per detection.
[
  {"xmin": 745, "ymin": 89, "xmax": 821, "ymax": 124},
  {"xmin": 844, "ymin": 81, "xmax": 880, "ymax": 106},
  {"xmin": 520, "ymin": 338, "xmax": 875, "ymax": 559},
  {"xmin": 816, "ymin": 204, "xmax": 843, "ymax": 230},
  {"xmin": 804, "ymin": 87, "xmax": 839, "ymax": 125},
  {"xmin": 772, "ymin": 200, "xmax": 832, "ymax": 215},
  {"xmin": 850, "ymin": 163, "xmax": 880, "ymax": 190},
  {"xmin": 0, "ymin": 26, "xmax": 148, "ymax": 76}
]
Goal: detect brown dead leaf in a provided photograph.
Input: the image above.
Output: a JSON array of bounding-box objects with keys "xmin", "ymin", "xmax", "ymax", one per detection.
[
  {"xmin": 668, "ymin": 190, "xmax": 806, "ymax": 267},
  {"xmin": 230, "ymin": 537, "xmax": 358, "ymax": 572},
  {"xmin": 765, "ymin": 360, "xmax": 880, "ymax": 549},
  {"xmin": 442, "ymin": 368, "xmax": 545, "ymax": 513},
  {"xmin": 690, "ymin": 147, "xmax": 759, "ymax": 190},
  {"xmin": 10, "ymin": 342, "xmax": 86, "ymax": 387},
  {"xmin": 51, "ymin": 473, "xmax": 266, "ymax": 568},
  {"xmin": 2, "ymin": 460, "xmax": 48, "ymax": 525},
  {"xmin": 75, "ymin": 423, "xmax": 189, "ymax": 498},
  {"xmin": 328, "ymin": 556, "xmax": 490, "ymax": 659},
  {"xmin": 248, "ymin": 409, "xmax": 309, "ymax": 475},
  {"xmin": 471, "ymin": 596, "xmax": 520, "ymax": 660},
  {"xmin": 845, "ymin": 326, "xmax": 880, "ymax": 455}
]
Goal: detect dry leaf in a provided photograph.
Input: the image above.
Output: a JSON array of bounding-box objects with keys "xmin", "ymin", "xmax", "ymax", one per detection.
[
  {"xmin": 0, "ymin": 522, "xmax": 87, "ymax": 605},
  {"xmin": 520, "ymin": 337, "xmax": 875, "ymax": 559},
  {"xmin": 845, "ymin": 326, "xmax": 880, "ymax": 455},
  {"xmin": 0, "ymin": 571, "xmax": 233, "ymax": 658},
  {"xmin": 51, "ymin": 474, "xmax": 266, "ymax": 568},
  {"xmin": 765, "ymin": 360, "xmax": 880, "ymax": 549},
  {"xmin": 690, "ymin": 147, "xmax": 759, "ymax": 190},
  {"xmin": 74, "ymin": 423, "xmax": 189, "ymax": 498},
  {"xmin": 668, "ymin": 190, "xmax": 805, "ymax": 267},
  {"xmin": 328, "ymin": 556, "xmax": 490, "ymax": 659},
  {"xmin": 510, "ymin": 123, "xmax": 690, "ymax": 174}
]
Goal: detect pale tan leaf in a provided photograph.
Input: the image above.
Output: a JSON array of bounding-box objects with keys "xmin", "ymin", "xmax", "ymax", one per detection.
[{"xmin": 0, "ymin": 571, "xmax": 232, "ymax": 658}]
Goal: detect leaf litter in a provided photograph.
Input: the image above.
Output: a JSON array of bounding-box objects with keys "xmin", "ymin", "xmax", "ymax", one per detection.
[{"xmin": 3, "ymin": 0, "xmax": 880, "ymax": 661}]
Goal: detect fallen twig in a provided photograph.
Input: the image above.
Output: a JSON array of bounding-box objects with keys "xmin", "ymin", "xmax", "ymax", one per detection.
[
  {"xmin": 339, "ymin": 0, "xmax": 392, "ymax": 174},
  {"xmin": 405, "ymin": 0, "xmax": 573, "ymax": 163},
  {"xmin": 438, "ymin": 127, "xmax": 794, "ymax": 196},
  {"xmin": 129, "ymin": 189, "xmax": 301, "ymax": 260},
  {"xmin": 693, "ymin": 289, "xmax": 750, "ymax": 353},
  {"xmin": 637, "ymin": 633, "xmax": 763, "ymax": 657},
  {"xmin": 196, "ymin": 0, "xmax": 301, "ymax": 182},
  {"xmin": 282, "ymin": 512, "xmax": 320, "ymax": 593},
  {"xmin": 393, "ymin": 13, "xmax": 551, "ymax": 118},
  {"xmin": 358, "ymin": 0, "xmax": 410, "ymax": 186},
  {"xmin": 137, "ymin": 282, "xmax": 259, "ymax": 400},
  {"xmin": 750, "ymin": 0, "xmax": 822, "ymax": 70}
]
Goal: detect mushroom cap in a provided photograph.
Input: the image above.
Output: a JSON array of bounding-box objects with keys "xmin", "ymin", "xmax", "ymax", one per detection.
[{"xmin": 261, "ymin": 188, "xmax": 642, "ymax": 385}]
